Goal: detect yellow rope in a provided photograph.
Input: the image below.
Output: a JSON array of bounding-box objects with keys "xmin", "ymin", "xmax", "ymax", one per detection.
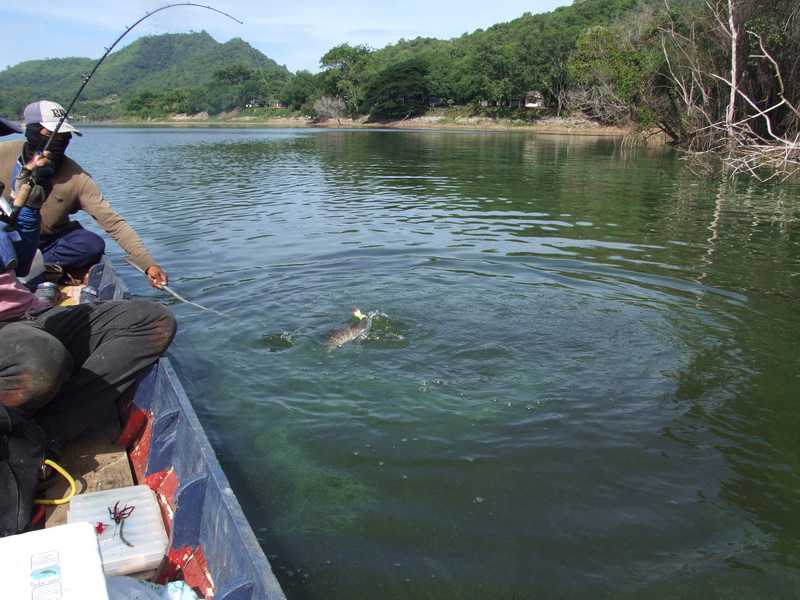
[{"xmin": 34, "ymin": 459, "xmax": 78, "ymax": 505}]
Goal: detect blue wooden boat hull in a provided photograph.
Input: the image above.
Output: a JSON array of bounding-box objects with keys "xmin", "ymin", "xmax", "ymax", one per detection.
[{"xmin": 86, "ymin": 259, "xmax": 286, "ymax": 600}]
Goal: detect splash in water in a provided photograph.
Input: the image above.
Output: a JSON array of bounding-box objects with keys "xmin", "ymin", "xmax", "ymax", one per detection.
[{"xmin": 326, "ymin": 308, "xmax": 372, "ymax": 349}]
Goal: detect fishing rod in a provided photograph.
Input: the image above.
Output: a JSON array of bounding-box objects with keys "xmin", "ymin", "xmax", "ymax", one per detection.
[
  {"xmin": 7, "ymin": 3, "xmax": 243, "ymax": 228},
  {"xmin": 125, "ymin": 259, "xmax": 233, "ymax": 319}
]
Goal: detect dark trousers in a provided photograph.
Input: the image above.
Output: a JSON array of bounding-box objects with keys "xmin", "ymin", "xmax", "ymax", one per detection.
[
  {"xmin": 39, "ymin": 223, "xmax": 106, "ymax": 271},
  {"xmin": 0, "ymin": 300, "xmax": 176, "ymax": 442}
]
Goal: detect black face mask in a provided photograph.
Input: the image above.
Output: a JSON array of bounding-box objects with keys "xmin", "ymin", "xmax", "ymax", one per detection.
[{"xmin": 23, "ymin": 123, "xmax": 71, "ymax": 176}]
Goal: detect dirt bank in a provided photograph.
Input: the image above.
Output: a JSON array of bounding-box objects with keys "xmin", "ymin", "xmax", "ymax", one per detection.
[{"xmin": 163, "ymin": 111, "xmax": 630, "ymax": 136}]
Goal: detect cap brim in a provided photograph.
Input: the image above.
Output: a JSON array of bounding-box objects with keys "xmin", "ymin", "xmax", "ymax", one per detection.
[
  {"xmin": 40, "ymin": 120, "xmax": 83, "ymax": 137},
  {"xmin": 0, "ymin": 116, "xmax": 23, "ymax": 136}
]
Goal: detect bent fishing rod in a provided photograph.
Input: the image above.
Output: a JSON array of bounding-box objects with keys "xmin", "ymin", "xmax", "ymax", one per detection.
[
  {"xmin": 125, "ymin": 259, "xmax": 233, "ymax": 319},
  {"xmin": 7, "ymin": 3, "xmax": 242, "ymax": 229}
]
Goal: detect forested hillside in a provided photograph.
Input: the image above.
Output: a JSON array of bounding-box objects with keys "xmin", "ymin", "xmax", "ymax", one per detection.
[
  {"xmin": 0, "ymin": 31, "xmax": 290, "ymax": 120},
  {"xmin": 0, "ymin": 0, "xmax": 654, "ymax": 122},
  {"xmin": 1, "ymin": 0, "xmax": 797, "ymax": 178}
]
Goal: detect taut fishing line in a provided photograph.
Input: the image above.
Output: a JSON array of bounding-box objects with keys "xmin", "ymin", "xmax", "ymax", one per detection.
[
  {"xmin": 47, "ymin": 2, "xmax": 243, "ymax": 142},
  {"xmin": 125, "ymin": 260, "xmax": 234, "ymax": 319},
  {"xmin": 7, "ymin": 3, "xmax": 243, "ymax": 228}
]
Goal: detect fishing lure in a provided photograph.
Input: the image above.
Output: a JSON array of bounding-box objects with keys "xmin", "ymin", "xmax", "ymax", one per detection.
[{"xmin": 108, "ymin": 500, "xmax": 136, "ymax": 548}]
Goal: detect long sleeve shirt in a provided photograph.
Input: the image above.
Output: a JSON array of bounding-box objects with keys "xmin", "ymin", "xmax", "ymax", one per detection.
[{"xmin": 0, "ymin": 140, "xmax": 158, "ymax": 272}]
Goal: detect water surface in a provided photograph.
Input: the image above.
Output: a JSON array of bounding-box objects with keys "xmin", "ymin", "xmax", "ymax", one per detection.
[{"xmin": 71, "ymin": 127, "xmax": 800, "ymax": 599}]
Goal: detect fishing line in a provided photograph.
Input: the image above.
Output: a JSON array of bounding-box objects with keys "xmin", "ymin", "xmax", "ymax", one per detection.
[
  {"xmin": 48, "ymin": 2, "xmax": 243, "ymax": 143},
  {"xmin": 7, "ymin": 3, "xmax": 243, "ymax": 227},
  {"xmin": 125, "ymin": 259, "xmax": 234, "ymax": 319}
]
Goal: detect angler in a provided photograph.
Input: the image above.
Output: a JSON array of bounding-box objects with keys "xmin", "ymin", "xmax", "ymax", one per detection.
[
  {"xmin": 0, "ymin": 101, "xmax": 169, "ymax": 289},
  {"xmin": 0, "ymin": 3, "xmax": 241, "ymax": 289},
  {"xmin": 6, "ymin": 3, "xmax": 241, "ymax": 229}
]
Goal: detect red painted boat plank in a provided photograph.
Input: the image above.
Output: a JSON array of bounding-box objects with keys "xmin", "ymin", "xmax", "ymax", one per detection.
[{"xmin": 127, "ymin": 413, "xmax": 154, "ymax": 482}]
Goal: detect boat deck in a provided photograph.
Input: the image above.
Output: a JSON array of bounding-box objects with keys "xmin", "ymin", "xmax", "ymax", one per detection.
[
  {"xmin": 34, "ymin": 263, "xmax": 287, "ymax": 599},
  {"xmin": 42, "ymin": 280, "xmax": 133, "ymax": 525},
  {"xmin": 44, "ymin": 403, "xmax": 133, "ymax": 527},
  {"xmin": 40, "ymin": 337, "xmax": 160, "ymax": 578}
]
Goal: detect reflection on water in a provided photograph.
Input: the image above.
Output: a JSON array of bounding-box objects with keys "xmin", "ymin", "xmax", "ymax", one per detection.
[{"xmin": 70, "ymin": 128, "xmax": 800, "ymax": 599}]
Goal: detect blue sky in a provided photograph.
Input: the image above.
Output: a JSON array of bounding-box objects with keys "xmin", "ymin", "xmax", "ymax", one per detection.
[{"xmin": 3, "ymin": 1, "xmax": 572, "ymax": 74}]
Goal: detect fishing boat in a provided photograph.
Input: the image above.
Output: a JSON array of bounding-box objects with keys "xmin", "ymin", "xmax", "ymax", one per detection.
[{"xmin": 39, "ymin": 257, "xmax": 287, "ymax": 600}]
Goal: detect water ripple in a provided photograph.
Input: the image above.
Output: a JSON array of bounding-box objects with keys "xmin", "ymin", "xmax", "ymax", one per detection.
[{"xmin": 72, "ymin": 127, "xmax": 800, "ymax": 600}]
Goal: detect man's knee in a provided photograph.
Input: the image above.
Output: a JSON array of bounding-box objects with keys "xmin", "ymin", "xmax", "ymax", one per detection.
[
  {"xmin": 78, "ymin": 232, "xmax": 106, "ymax": 265},
  {"xmin": 96, "ymin": 300, "xmax": 177, "ymax": 354},
  {"xmin": 0, "ymin": 327, "xmax": 71, "ymax": 414},
  {"xmin": 41, "ymin": 229, "xmax": 106, "ymax": 270},
  {"xmin": 133, "ymin": 300, "xmax": 177, "ymax": 352}
]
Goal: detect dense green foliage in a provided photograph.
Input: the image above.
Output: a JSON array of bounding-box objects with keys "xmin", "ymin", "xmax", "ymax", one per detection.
[
  {"xmin": 2, "ymin": 0, "xmax": 798, "ymax": 174},
  {"xmin": 0, "ymin": 31, "xmax": 290, "ymax": 120},
  {"xmin": 363, "ymin": 59, "xmax": 430, "ymax": 120},
  {"xmin": 0, "ymin": 1, "xmax": 646, "ymax": 121}
]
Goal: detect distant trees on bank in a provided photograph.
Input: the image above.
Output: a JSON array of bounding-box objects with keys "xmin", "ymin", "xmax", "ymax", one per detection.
[
  {"xmin": 304, "ymin": 0, "xmax": 798, "ymax": 178},
  {"xmin": 2, "ymin": 0, "xmax": 797, "ymax": 178}
]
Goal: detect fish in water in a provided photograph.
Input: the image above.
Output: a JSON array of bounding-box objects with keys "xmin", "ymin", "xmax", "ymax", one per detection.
[{"xmin": 326, "ymin": 308, "xmax": 371, "ymax": 349}]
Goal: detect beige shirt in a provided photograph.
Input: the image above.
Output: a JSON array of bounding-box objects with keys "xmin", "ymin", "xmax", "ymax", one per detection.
[{"xmin": 0, "ymin": 140, "xmax": 157, "ymax": 271}]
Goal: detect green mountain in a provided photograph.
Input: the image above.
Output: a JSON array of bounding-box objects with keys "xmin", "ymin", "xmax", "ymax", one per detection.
[{"xmin": 0, "ymin": 31, "xmax": 289, "ymax": 118}]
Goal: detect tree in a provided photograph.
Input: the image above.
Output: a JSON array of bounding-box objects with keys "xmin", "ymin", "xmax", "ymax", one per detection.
[
  {"xmin": 320, "ymin": 43, "xmax": 374, "ymax": 114},
  {"xmin": 125, "ymin": 91, "xmax": 160, "ymax": 115},
  {"xmin": 280, "ymin": 71, "xmax": 320, "ymax": 110},
  {"xmin": 363, "ymin": 59, "xmax": 430, "ymax": 120},
  {"xmin": 461, "ymin": 31, "xmax": 520, "ymax": 105},
  {"xmin": 655, "ymin": 0, "xmax": 800, "ymax": 178},
  {"xmin": 569, "ymin": 24, "xmax": 660, "ymax": 132},
  {"xmin": 313, "ymin": 96, "xmax": 346, "ymax": 123},
  {"xmin": 158, "ymin": 87, "xmax": 190, "ymax": 114}
]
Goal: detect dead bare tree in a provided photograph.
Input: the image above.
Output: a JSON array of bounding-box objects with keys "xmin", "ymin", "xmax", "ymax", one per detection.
[
  {"xmin": 710, "ymin": 32, "xmax": 800, "ymax": 179},
  {"xmin": 658, "ymin": 0, "xmax": 800, "ymax": 180},
  {"xmin": 312, "ymin": 96, "xmax": 346, "ymax": 124},
  {"xmin": 719, "ymin": 0, "xmax": 738, "ymax": 148}
]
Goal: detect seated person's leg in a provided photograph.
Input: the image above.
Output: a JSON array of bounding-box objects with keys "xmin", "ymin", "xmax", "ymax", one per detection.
[
  {"xmin": 39, "ymin": 225, "xmax": 106, "ymax": 272},
  {"xmin": 0, "ymin": 323, "xmax": 72, "ymax": 416},
  {"xmin": 32, "ymin": 300, "xmax": 177, "ymax": 442}
]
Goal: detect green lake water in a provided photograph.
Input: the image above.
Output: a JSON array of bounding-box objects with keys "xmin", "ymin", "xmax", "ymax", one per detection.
[{"xmin": 71, "ymin": 127, "xmax": 799, "ymax": 599}]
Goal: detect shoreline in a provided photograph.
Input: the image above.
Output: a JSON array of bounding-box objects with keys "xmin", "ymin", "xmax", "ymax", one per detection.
[{"xmin": 102, "ymin": 113, "xmax": 632, "ymax": 137}]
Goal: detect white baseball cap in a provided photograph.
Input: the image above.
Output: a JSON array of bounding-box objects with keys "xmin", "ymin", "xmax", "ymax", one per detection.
[{"xmin": 23, "ymin": 100, "xmax": 82, "ymax": 136}]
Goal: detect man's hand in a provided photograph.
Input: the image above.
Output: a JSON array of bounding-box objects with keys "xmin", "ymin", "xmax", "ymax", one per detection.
[
  {"xmin": 145, "ymin": 265, "xmax": 169, "ymax": 289},
  {"xmin": 24, "ymin": 151, "xmax": 52, "ymax": 172},
  {"xmin": 17, "ymin": 151, "xmax": 53, "ymax": 210}
]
